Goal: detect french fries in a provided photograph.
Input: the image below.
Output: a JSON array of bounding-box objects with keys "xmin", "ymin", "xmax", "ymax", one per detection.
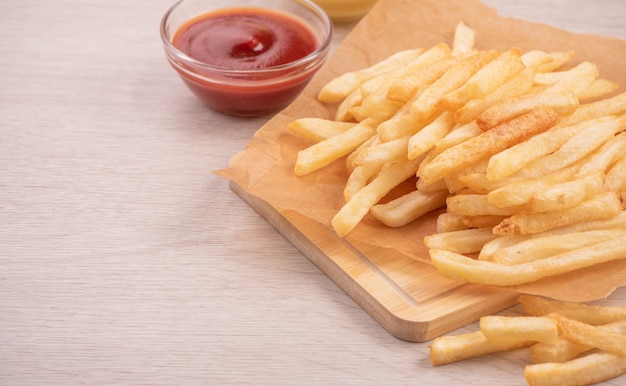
[
  {"xmin": 288, "ymin": 20, "xmax": 626, "ymax": 386},
  {"xmin": 430, "ymin": 295, "xmax": 626, "ymax": 385},
  {"xmin": 289, "ymin": 21, "xmax": 626, "ymax": 288}
]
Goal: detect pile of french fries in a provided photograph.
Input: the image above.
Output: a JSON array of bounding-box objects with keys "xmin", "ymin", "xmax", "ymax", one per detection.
[
  {"xmin": 289, "ymin": 21, "xmax": 626, "ymax": 287},
  {"xmin": 430, "ymin": 295, "xmax": 626, "ymax": 385}
]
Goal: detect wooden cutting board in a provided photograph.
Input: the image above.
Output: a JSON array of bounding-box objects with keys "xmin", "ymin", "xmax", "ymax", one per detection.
[{"xmin": 230, "ymin": 181, "xmax": 519, "ymax": 343}]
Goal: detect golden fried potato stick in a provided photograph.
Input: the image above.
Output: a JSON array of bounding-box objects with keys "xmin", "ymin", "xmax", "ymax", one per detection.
[
  {"xmin": 543, "ymin": 61, "xmax": 598, "ymax": 97},
  {"xmin": 578, "ymin": 78, "xmax": 620, "ymax": 100},
  {"xmin": 524, "ymin": 352, "xmax": 626, "ymax": 386},
  {"xmin": 494, "ymin": 191, "xmax": 622, "ymax": 235},
  {"xmin": 318, "ymin": 48, "xmax": 423, "ymax": 103},
  {"xmin": 295, "ymin": 118, "xmax": 379, "ymax": 176},
  {"xmin": 419, "ymin": 107, "xmax": 560, "ymax": 185},
  {"xmin": 519, "ymin": 295, "xmax": 626, "ymax": 325},
  {"xmin": 527, "ymin": 172, "xmax": 604, "ymax": 213},
  {"xmin": 488, "ymin": 229, "xmax": 626, "ymax": 265},
  {"xmin": 480, "ymin": 315, "xmax": 558, "ymax": 345},
  {"xmin": 350, "ymin": 94, "xmax": 403, "ymax": 122},
  {"xmin": 288, "ymin": 118, "xmax": 357, "ymax": 142},
  {"xmin": 521, "ymin": 50, "xmax": 574, "ymax": 72},
  {"xmin": 561, "ymin": 91, "xmax": 626, "ymax": 126},
  {"xmin": 424, "ymin": 227, "xmax": 499, "ymax": 254},
  {"xmin": 430, "ymin": 330, "xmax": 533, "ymax": 366},
  {"xmin": 452, "ymin": 21, "xmax": 475, "ymax": 55},
  {"xmin": 429, "ymin": 234, "xmax": 626, "ymax": 286},
  {"xmin": 343, "ymin": 165, "xmax": 379, "ymax": 202},
  {"xmin": 435, "ymin": 212, "xmax": 467, "ymax": 233},
  {"xmin": 334, "ymin": 87, "xmax": 363, "ymax": 122},
  {"xmin": 552, "ymin": 314, "xmax": 626, "ymax": 356},
  {"xmin": 605, "ymin": 152, "xmax": 626, "ymax": 192},
  {"xmin": 407, "ymin": 111, "xmax": 455, "ymax": 160},
  {"xmin": 476, "ymin": 91, "xmax": 578, "ymax": 131},
  {"xmin": 370, "ymin": 188, "xmax": 448, "ymax": 227},
  {"xmin": 332, "ymin": 157, "xmax": 422, "ymax": 237},
  {"xmin": 352, "ymin": 136, "xmax": 408, "ymax": 168}
]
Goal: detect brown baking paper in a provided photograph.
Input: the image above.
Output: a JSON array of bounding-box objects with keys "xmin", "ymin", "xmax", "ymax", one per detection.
[{"xmin": 215, "ymin": 0, "xmax": 626, "ymax": 302}]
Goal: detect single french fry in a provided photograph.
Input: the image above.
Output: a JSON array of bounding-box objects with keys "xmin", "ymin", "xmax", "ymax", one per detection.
[
  {"xmin": 429, "ymin": 234, "xmax": 626, "ymax": 286},
  {"xmin": 520, "ymin": 50, "xmax": 551, "ymax": 67},
  {"xmin": 335, "ymin": 88, "xmax": 363, "ymax": 121},
  {"xmin": 371, "ymin": 189, "xmax": 448, "ymax": 227},
  {"xmin": 343, "ymin": 165, "xmax": 379, "ymax": 202},
  {"xmin": 524, "ymin": 352, "xmax": 626, "ymax": 386},
  {"xmin": 452, "ymin": 21, "xmax": 475, "ymax": 55},
  {"xmin": 408, "ymin": 112, "xmax": 456, "ymax": 160},
  {"xmin": 352, "ymin": 136, "xmax": 409, "ymax": 168},
  {"xmin": 522, "ymin": 50, "xmax": 574, "ymax": 73},
  {"xmin": 543, "ymin": 61, "xmax": 598, "ymax": 97},
  {"xmin": 332, "ymin": 158, "xmax": 422, "ymax": 237},
  {"xmin": 318, "ymin": 48, "xmax": 424, "ymax": 103},
  {"xmin": 424, "ymin": 227, "xmax": 499, "ymax": 254},
  {"xmin": 528, "ymin": 172, "xmax": 604, "ymax": 213},
  {"xmin": 519, "ymin": 295, "xmax": 626, "ymax": 325},
  {"xmin": 480, "ymin": 315, "xmax": 558, "ymax": 345},
  {"xmin": 578, "ymin": 78, "xmax": 620, "ymax": 100},
  {"xmin": 288, "ymin": 118, "xmax": 357, "ymax": 142},
  {"xmin": 605, "ymin": 152, "xmax": 626, "ymax": 192},
  {"xmin": 552, "ymin": 314, "xmax": 626, "ymax": 356},
  {"xmin": 436, "ymin": 212, "xmax": 467, "ymax": 233},
  {"xmin": 419, "ymin": 107, "xmax": 560, "ymax": 184},
  {"xmin": 429, "ymin": 121, "xmax": 483, "ymax": 158},
  {"xmin": 561, "ymin": 91, "xmax": 626, "ymax": 126},
  {"xmin": 489, "ymin": 229, "xmax": 626, "ymax": 265},
  {"xmin": 351, "ymin": 94, "xmax": 404, "ymax": 122},
  {"xmin": 430, "ymin": 330, "xmax": 532, "ymax": 366},
  {"xmin": 295, "ymin": 119, "xmax": 379, "ymax": 176},
  {"xmin": 476, "ymin": 91, "xmax": 578, "ymax": 131},
  {"xmin": 494, "ymin": 191, "xmax": 622, "ymax": 235}
]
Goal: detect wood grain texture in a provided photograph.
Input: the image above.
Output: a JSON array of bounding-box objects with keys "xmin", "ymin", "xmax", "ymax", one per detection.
[{"xmin": 1, "ymin": 0, "xmax": 625, "ymax": 385}]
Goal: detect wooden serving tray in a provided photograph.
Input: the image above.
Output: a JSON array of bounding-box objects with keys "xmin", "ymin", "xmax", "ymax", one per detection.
[{"xmin": 230, "ymin": 181, "xmax": 519, "ymax": 342}]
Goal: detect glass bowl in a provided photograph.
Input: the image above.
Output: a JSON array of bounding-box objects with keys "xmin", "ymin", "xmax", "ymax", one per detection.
[{"xmin": 160, "ymin": 0, "xmax": 333, "ymax": 117}]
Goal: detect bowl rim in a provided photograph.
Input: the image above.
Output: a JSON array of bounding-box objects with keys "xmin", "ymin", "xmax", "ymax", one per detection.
[{"xmin": 160, "ymin": 0, "xmax": 333, "ymax": 76}]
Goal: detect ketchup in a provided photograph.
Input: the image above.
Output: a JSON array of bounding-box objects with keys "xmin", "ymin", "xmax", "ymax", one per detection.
[
  {"xmin": 173, "ymin": 8, "xmax": 317, "ymax": 69},
  {"xmin": 169, "ymin": 8, "xmax": 325, "ymax": 116}
]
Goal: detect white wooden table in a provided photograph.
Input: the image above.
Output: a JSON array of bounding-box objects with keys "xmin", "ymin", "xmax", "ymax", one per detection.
[{"xmin": 1, "ymin": 0, "xmax": 625, "ymax": 384}]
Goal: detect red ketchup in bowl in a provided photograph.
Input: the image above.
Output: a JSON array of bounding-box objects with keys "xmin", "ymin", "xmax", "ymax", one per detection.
[{"xmin": 168, "ymin": 8, "xmax": 327, "ymax": 116}]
